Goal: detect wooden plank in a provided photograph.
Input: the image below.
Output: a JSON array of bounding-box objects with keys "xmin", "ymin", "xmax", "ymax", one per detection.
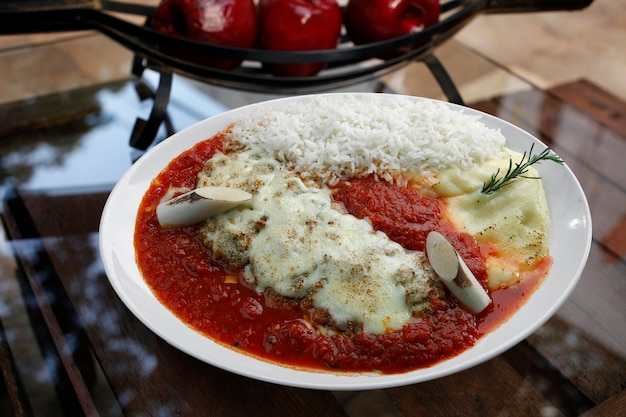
[
  {"xmin": 527, "ymin": 296, "xmax": 626, "ymax": 405},
  {"xmin": 387, "ymin": 350, "xmax": 572, "ymax": 416},
  {"xmin": 580, "ymin": 389, "xmax": 626, "ymax": 417},
  {"xmin": 0, "ymin": 318, "xmax": 33, "ymax": 417},
  {"xmin": 2, "ymin": 194, "xmax": 100, "ymax": 417},
  {"xmin": 549, "ymin": 79, "xmax": 626, "ymax": 139},
  {"xmin": 19, "ymin": 188, "xmax": 110, "ymax": 238}
]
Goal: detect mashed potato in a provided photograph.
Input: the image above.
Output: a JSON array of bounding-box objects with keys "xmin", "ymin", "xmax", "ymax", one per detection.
[{"xmin": 433, "ymin": 149, "xmax": 550, "ymax": 289}]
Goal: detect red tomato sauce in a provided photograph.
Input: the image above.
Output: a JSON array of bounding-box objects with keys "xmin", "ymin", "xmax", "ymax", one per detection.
[
  {"xmin": 331, "ymin": 176, "xmax": 489, "ymax": 287},
  {"xmin": 134, "ymin": 134, "xmax": 550, "ymax": 374}
]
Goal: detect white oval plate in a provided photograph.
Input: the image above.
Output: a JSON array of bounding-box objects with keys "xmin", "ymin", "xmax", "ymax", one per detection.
[{"xmin": 99, "ymin": 93, "xmax": 592, "ymax": 390}]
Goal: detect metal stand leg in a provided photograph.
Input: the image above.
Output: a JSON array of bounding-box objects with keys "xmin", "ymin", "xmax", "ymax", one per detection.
[
  {"xmin": 127, "ymin": 52, "xmax": 465, "ymax": 150},
  {"xmin": 423, "ymin": 54, "xmax": 465, "ymax": 106},
  {"xmin": 129, "ymin": 56, "xmax": 176, "ymax": 150},
  {"xmin": 374, "ymin": 53, "xmax": 465, "ymax": 105}
]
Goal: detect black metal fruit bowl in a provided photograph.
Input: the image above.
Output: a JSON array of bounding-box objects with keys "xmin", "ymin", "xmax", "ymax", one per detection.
[{"xmin": 0, "ymin": 0, "xmax": 593, "ymax": 93}]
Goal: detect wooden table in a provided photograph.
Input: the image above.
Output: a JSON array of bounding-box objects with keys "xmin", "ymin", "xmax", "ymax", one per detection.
[{"xmin": 1, "ymin": 30, "xmax": 624, "ymax": 417}]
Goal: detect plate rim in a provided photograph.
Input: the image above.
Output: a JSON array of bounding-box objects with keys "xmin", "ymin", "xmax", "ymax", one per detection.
[{"xmin": 99, "ymin": 92, "xmax": 592, "ymax": 390}]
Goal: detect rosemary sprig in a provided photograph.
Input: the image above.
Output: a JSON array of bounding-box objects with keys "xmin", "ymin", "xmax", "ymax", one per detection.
[{"xmin": 481, "ymin": 144, "xmax": 564, "ymax": 195}]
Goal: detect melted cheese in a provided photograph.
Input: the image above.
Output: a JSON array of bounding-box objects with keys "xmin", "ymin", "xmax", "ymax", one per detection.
[
  {"xmin": 198, "ymin": 150, "xmax": 435, "ymax": 334},
  {"xmin": 197, "ymin": 145, "xmax": 551, "ymax": 331}
]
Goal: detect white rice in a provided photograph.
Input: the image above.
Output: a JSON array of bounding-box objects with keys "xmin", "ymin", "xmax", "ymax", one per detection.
[{"xmin": 229, "ymin": 95, "xmax": 507, "ymax": 184}]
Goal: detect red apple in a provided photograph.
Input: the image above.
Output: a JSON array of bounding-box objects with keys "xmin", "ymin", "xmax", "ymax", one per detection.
[
  {"xmin": 151, "ymin": 0, "xmax": 258, "ymax": 70},
  {"xmin": 344, "ymin": 0, "xmax": 440, "ymax": 57},
  {"xmin": 258, "ymin": 0, "xmax": 343, "ymax": 77}
]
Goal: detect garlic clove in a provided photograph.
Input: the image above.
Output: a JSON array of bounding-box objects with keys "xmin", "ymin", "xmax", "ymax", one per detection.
[
  {"xmin": 425, "ymin": 231, "xmax": 491, "ymax": 314},
  {"xmin": 156, "ymin": 186, "xmax": 252, "ymax": 228},
  {"xmin": 425, "ymin": 231, "xmax": 459, "ymax": 281}
]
